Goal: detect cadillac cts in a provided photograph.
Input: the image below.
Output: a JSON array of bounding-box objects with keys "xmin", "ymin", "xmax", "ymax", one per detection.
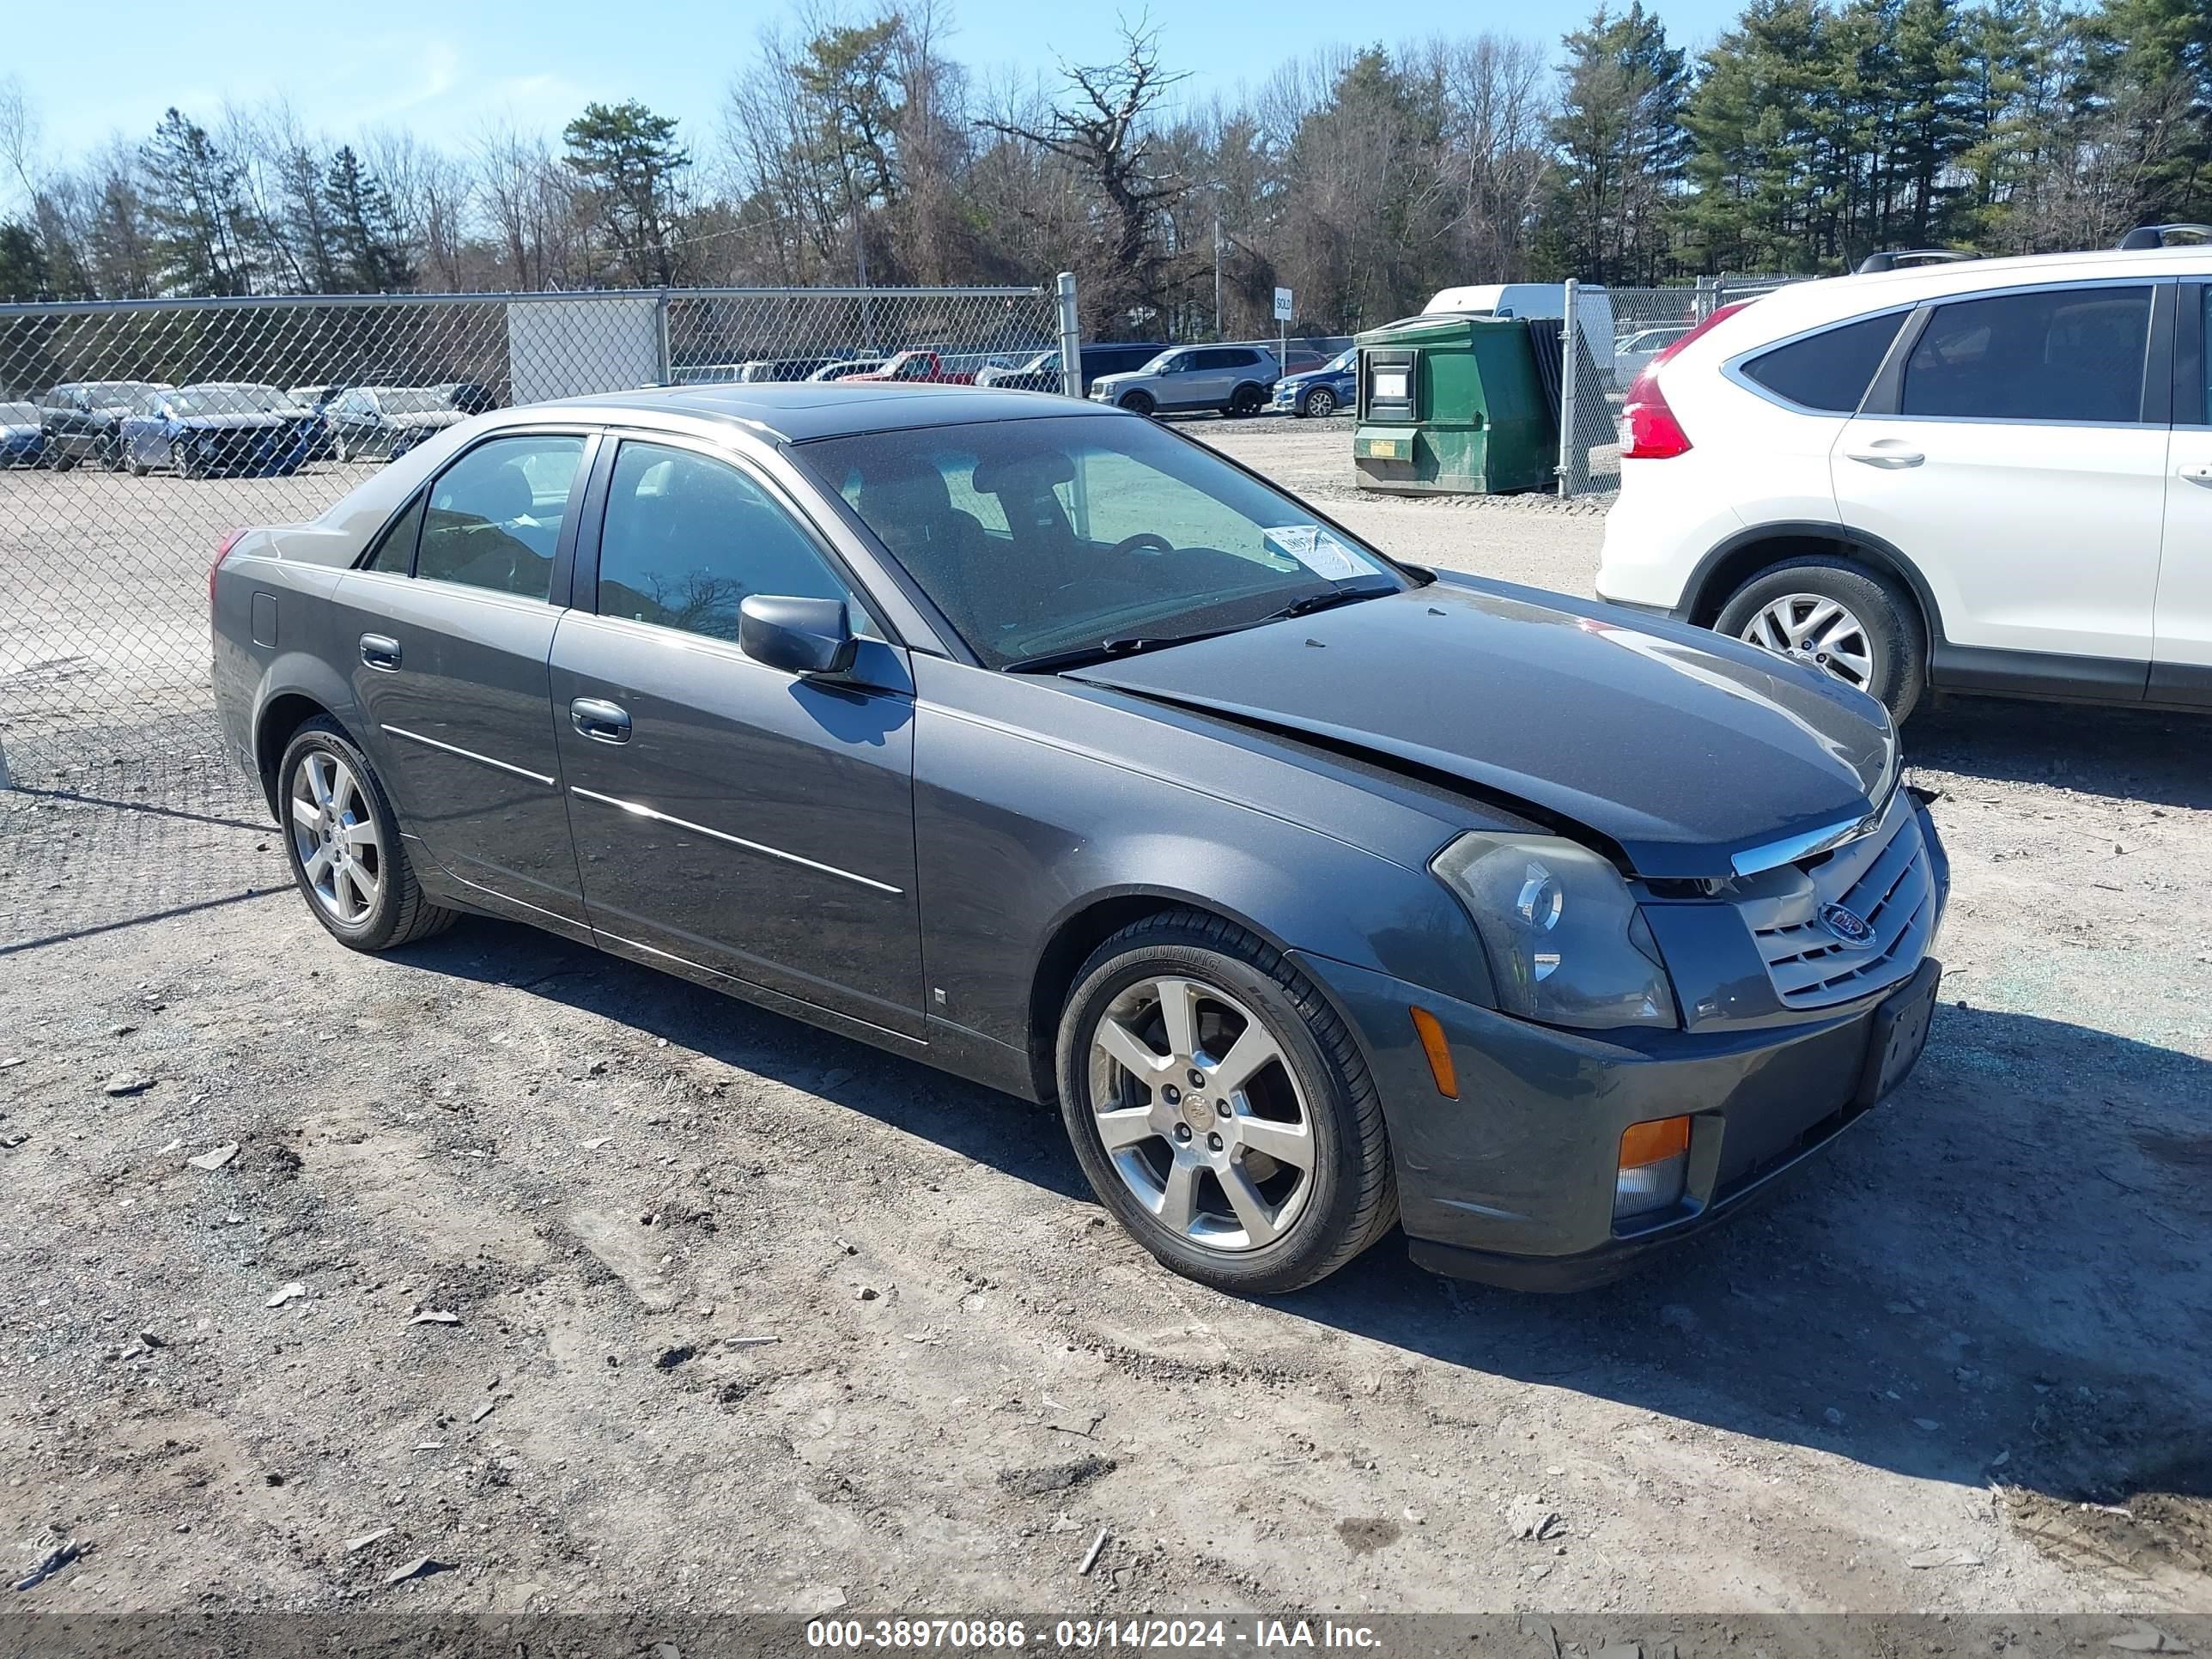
[{"xmin": 210, "ymin": 384, "xmax": 1948, "ymax": 1294}]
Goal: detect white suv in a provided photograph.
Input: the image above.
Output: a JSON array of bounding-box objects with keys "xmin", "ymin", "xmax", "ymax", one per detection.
[{"xmin": 1597, "ymin": 238, "xmax": 2212, "ymax": 720}]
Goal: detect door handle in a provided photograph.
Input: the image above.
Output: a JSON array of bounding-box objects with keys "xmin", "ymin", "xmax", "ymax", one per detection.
[
  {"xmin": 569, "ymin": 697, "xmax": 632, "ymax": 744},
  {"xmin": 2180, "ymin": 463, "xmax": 2212, "ymax": 486},
  {"xmin": 359, "ymin": 633, "xmax": 401, "ymax": 671},
  {"xmin": 1843, "ymin": 444, "xmax": 1925, "ymax": 469}
]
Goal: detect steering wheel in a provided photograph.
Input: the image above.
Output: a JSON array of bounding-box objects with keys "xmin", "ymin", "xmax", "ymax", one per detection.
[{"xmin": 1109, "ymin": 532, "xmax": 1176, "ymax": 557}]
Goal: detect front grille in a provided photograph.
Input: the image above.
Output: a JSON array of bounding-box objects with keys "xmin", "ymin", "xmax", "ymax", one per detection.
[{"xmin": 1741, "ymin": 792, "xmax": 1934, "ymax": 1009}]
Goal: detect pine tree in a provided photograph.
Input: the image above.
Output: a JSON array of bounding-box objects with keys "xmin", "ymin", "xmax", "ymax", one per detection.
[
  {"xmin": 323, "ymin": 145, "xmax": 415, "ymax": 291},
  {"xmin": 139, "ymin": 107, "xmax": 257, "ymax": 295},
  {"xmin": 1552, "ymin": 3, "xmax": 1692, "ymax": 283},
  {"xmin": 561, "ymin": 100, "xmax": 690, "ymax": 286}
]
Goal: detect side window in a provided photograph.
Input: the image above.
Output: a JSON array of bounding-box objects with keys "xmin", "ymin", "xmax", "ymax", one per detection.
[
  {"xmin": 362, "ymin": 490, "xmax": 427, "ymax": 574},
  {"xmin": 1742, "ymin": 313, "xmax": 1906, "ymax": 412},
  {"xmin": 1901, "ymin": 286, "xmax": 2152, "ymax": 423},
  {"xmin": 416, "ymin": 434, "xmax": 583, "ymax": 600},
  {"xmin": 596, "ymin": 442, "xmax": 874, "ymax": 644}
]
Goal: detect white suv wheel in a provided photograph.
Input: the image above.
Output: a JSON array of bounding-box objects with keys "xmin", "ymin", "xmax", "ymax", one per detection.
[{"xmin": 1740, "ymin": 593, "xmax": 1875, "ymax": 691}]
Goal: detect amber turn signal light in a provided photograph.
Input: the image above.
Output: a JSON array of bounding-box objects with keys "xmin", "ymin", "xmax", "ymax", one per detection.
[{"xmin": 1409, "ymin": 1006, "xmax": 1458, "ymax": 1100}]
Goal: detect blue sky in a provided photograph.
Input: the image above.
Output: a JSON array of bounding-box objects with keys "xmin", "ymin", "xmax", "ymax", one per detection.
[{"xmin": 10, "ymin": 0, "xmax": 1748, "ymax": 163}]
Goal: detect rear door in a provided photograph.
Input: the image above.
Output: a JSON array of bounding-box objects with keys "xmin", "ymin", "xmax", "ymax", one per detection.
[
  {"xmin": 1831, "ymin": 280, "xmax": 2167, "ymax": 684},
  {"xmin": 2155, "ymin": 281, "xmax": 2212, "ymax": 704},
  {"xmin": 549, "ymin": 434, "xmax": 924, "ymax": 1035},
  {"xmin": 333, "ymin": 428, "xmax": 595, "ymax": 928}
]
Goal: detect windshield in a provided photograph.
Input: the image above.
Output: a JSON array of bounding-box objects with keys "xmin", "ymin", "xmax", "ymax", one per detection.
[
  {"xmin": 1322, "ymin": 349, "xmax": 1355, "ymax": 374},
  {"xmin": 1136, "ymin": 351, "xmax": 1182, "ymax": 374},
  {"xmin": 1018, "ymin": 351, "xmax": 1057, "ymax": 373},
  {"xmin": 82, "ymin": 381, "xmax": 161, "ymax": 407},
  {"xmin": 800, "ymin": 413, "xmax": 1405, "ymax": 670},
  {"xmin": 0, "ymin": 402, "xmax": 39, "ymax": 423},
  {"xmin": 376, "ymin": 389, "xmax": 455, "ymax": 415},
  {"xmin": 171, "ymin": 387, "xmax": 283, "ymax": 416}
]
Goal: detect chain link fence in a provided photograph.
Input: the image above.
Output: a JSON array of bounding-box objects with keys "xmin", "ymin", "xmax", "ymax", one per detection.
[
  {"xmin": 0, "ymin": 284, "xmax": 1060, "ymax": 806},
  {"xmin": 1555, "ymin": 277, "xmax": 1812, "ymax": 496}
]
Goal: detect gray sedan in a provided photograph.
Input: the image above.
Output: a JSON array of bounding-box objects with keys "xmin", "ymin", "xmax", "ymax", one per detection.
[{"xmin": 210, "ymin": 384, "xmax": 1947, "ymax": 1294}]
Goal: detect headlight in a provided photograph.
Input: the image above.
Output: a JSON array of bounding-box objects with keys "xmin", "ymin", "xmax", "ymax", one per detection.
[{"xmin": 1431, "ymin": 833, "xmax": 1676, "ymax": 1030}]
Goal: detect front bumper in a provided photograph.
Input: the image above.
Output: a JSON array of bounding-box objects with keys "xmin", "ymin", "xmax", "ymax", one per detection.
[{"xmin": 1291, "ymin": 944, "xmax": 1942, "ymax": 1293}]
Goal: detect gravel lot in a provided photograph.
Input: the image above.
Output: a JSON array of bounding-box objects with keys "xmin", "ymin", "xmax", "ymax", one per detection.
[{"xmin": 2, "ymin": 418, "xmax": 2208, "ymax": 1625}]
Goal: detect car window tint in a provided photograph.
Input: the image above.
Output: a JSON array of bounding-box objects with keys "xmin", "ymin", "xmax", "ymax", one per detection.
[
  {"xmin": 416, "ymin": 434, "xmax": 582, "ymax": 600},
  {"xmin": 1742, "ymin": 313, "xmax": 1905, "ymax": 412},
  {"xmin": 362, "ymin": 490, "xmax": 427, "ymax": 574},
  {"xmin": 1901, "ymin": 286, "xmax": 2151, "ymax": 422},
  {"xmin": 596, "ymin": 442, "xmax": 874, "ymax": 643}
]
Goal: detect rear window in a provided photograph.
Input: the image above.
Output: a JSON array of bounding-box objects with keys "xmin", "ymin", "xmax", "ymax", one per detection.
[{"xmin": 1742, "ymin": 313, "xmax": 1906, "ymax": 412}]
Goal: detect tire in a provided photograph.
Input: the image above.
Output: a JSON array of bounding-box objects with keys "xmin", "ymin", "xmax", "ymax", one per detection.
[
  {"xmin": 334, "ymin": 430, "xmax": 354, "ymax": 464},
  {"xmin": 1714, "ymin": 555, "xmax": 1926, "ymax": 723},
  {"xmin": 276, "ymin": 718, "xmax": 457, "ymax": 952},
  {"xmin": 1227, "ymin": 384, "xmax": 1265, "ymax": 417},
  {"xmin": 171, "ymin": 439, "xmax": 199, "ymax": 481},
  {"xmin": 48, "ymin": 451, "xmax": 76, "ymax": 472},
  {"xmin": 1304, "ymin": 386, "xmax": 1338, "ymax": 418},
  {"xmin": 1055, "ymin": 909, "xmax": 1396, "ymax": 1295},
  {"xmin": 102, "ymin": 437, "xmax": 125, "ymax": 472},
  {"xmin": 126, "ymin": 447, "xmax": 149, "ymax": 477},
  {"xmin": 1117, "ymin": 390, "xmax": 1156, "ymax": 417}
]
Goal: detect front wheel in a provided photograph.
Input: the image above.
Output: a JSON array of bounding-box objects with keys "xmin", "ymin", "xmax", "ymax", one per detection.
[
  {"xmin": 1303, "ymin": 386, "xmax": 1338, "ymax": 418},
  {"xmin": 277, "ymin": 719, "xmax": 457, "ymax": 951},
  {"xmin": 1714, "ymin": 556, "xmax": 1926, "ymax": 722},
  {"xmin": 1055, "ymin": 910, "xmax": 1396, "ymax": 1294},
  {"xmin": 1117, "ymin": 390, "xmax": 1156, "ymax": 417},
  {"xmin": 170, "ymin": 440, "xmax": 198, "ymax": 480}
]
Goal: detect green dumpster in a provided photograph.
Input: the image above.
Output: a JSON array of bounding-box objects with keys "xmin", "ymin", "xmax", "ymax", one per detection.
[{"xmin": 1351, "ymin": 313, "xmax": 1554, "ymax": 495}]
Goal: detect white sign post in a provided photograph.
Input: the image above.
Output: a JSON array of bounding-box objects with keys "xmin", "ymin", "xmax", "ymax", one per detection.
[{"xmin": 1273, "ymin": 287, "xmax": 1293, "ymax": 378}]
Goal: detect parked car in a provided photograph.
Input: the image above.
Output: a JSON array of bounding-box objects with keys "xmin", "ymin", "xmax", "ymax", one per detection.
[
  {"xmin": 289, "ymin": 384, "xmax": 351, "ymax": 459},
  {"xmin": 977, "ymin": 342, "xmax": 1170, "ymax": 397},
  {"xmin": 210, "ymin": 381, "xmax": 1946, "ymax": 1296},
  {"xmin": 1087, "ymin": 345, "xmax": 1279, "ymax": 417},
  {"xmin": 0, "ymin": 401, "xmax": 47, "ymax": 467},
  {"xmin": 843, "ymin": 349, "xmax": 981, "ymax": 386},
  {"xmin": 737, "ymin": 357, "xmax": 836, "ymax": 384},
  {"xmin": 120, "ymin": 383, "xmax": 319, "ymax": 479},
  {"xmin": 1271, "ymin": 348, "xmax": 1358, "ymax": 417},
  {"xmin": 326, "ymin": 386, "xmax": 469, "ymax": 462},
  {"xmin": 40, "ymin": 381, "xmax": 170, "ymax": 471},
  {"xmin": 438, "ymin": 382, "xmax": 498, "ymax": 416},
  {"xmin": 1612, "ymin": 324, "xmax": 1693, "ymax": 386},
  {"xmin": 1599, "ymin": 234, "xmax": 2212, "ymax": 720},
  {"xmin": 1425, "ymin": 283, "xmax": 1618, "ymax": 385},
  {"xmin": 807, "ymin": 358, "xmax": 884, "ymax": 382}
]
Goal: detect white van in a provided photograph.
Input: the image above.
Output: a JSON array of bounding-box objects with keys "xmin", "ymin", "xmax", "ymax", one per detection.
[{"xmin": 1423, "ymin": 283, "xmax": 1617, "ymax": 384}]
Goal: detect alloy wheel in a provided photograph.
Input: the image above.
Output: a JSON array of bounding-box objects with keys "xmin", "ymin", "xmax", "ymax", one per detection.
[
  {"xmin": 1305, "ymin": 388, "xmax": 1337, "ymax": 417},
  {"xmin": 1085, "ymin": 975, "xmax": 1316, "ymax": 1253},
  {"xmin": 289, "ymin": 750, "xmax": 384, "ymax": 927},
  {"xmin": 1741, "ymin": 593, "xmax": 1875, "ymax": 692}
]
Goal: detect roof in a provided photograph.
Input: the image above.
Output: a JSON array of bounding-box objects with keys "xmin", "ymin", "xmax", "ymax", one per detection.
[
  {"xmin": 526, "ymin": 380, "xmax": 1125, "ymax": 444},
  {"xmin": 1727, "ymin": 242, "xmax": 2212, "ymax": 341}
]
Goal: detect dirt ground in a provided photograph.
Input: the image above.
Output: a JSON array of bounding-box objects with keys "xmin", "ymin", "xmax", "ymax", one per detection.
[{"xmin": 2, "ymin": 418, "xmax": 2209, "ymax": 1626}]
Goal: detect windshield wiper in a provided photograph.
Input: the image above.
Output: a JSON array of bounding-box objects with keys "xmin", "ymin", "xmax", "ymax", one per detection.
[
  {"xmin": 1257, "ymin": 580, "xmax": 1402, "ymax": 623},
  {"xmin": 1002, "ymin": 629, "xmax": 1241, "ymax": 674}
]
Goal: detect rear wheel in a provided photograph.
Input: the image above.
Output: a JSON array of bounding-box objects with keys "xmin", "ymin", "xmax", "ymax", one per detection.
[
  {"xmin": 1715, "ymin": 556, "xmax": 1925, "ymax": 721},
  {"xmin": 1056, "ymin": 910, "xmax": 1395, "ymax": 1295},
  {"xmin": 1227, "ymin": 384, "xmax": 1265, "ymax": 417},
  {"xmin": 1117, "ymin": 390, "xmax": 1156, "ymax": 417},
  {"xmin": 277, "ymin": 719, "xmax": 457, "ymax": 952}
]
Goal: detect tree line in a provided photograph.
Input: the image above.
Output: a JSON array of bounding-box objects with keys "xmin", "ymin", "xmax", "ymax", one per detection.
[{"xmin": 2, "ymin": 0, "xmax": 2206, "ymax": 337}]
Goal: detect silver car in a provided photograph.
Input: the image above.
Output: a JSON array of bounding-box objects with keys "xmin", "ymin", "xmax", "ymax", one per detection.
[{"xmin": 1087, "ymin": 345, "xmax": 1279, "ymax": 418}]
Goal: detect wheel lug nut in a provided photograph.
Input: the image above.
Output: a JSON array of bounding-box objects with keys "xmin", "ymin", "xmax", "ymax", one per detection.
[
  {"xmin": 1187, "ymin": 1067, "xmax": 1205, "ymax": 1089},
  {"xmin": 1173, "ymin": 1124, "xmax": 1191, "ymax": 1143},
  {"xmin": 1206, "ymin": 1133, "xmax": 1224, "ymax": 1152},
  {"xmin": 1214, "ymin": 1099, "xmax": 1229, "ymax": 1117}
]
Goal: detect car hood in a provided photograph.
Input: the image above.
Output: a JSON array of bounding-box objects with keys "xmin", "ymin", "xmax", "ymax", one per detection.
[{"xmin": 1066, "ymin": 580, "xmax": 1894, "ymax": 879}]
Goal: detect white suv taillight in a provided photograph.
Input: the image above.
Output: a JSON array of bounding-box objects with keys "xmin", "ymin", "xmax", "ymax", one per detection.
[
  {"xmin": 1617, "ymin": 300, "xmax": 1756, "ymax": 462},
  {"xmin": 1620, "ymin": 373, "xmax": 1692, "ymax": 459}
]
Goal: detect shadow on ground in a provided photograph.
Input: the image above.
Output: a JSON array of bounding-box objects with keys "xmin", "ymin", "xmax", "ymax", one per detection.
[
  {"xmin": 1911, "ymin": 695, "xmax": 2212, "ymax": 810},
  {"xmin": 403, "ymin": 913, "xmax": 2211, "ymax": 1559}
]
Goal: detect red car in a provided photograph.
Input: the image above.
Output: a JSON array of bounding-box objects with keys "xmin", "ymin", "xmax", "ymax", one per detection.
[{"xmin": 843, "ymin": 350, "xmax": 976, "ymax": 386}]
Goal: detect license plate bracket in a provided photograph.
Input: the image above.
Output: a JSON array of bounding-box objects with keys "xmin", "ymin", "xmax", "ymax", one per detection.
[{"xmin": 1855, "ymin": 958, "xmax": 1942, "ymax": 1109}]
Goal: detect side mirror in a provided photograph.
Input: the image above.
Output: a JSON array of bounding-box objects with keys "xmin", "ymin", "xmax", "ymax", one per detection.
[{"xmin": 739, "ymin": 594, "xmax": 858, "ymax": 678}]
